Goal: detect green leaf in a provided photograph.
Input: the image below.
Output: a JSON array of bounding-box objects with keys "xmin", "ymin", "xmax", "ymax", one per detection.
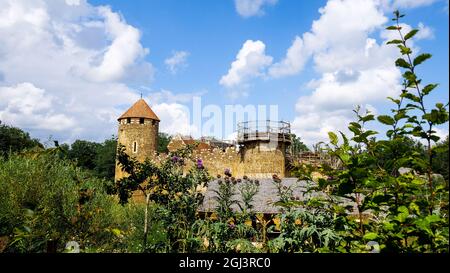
[
  {"xmin": 386, "ymin": 26, "xmax": 400, "ymax": 30},
  {"xmin": 422, "ymin": 84, "xmax": 438, "ymax": 95},
  {"xmin": 404, "ymin": 29, "xmax": 419, "ymax": 40},
  {"xmin": 413, "ymin": 53, "xmax": 432, "ymax": 66},
  {"xmin": 386, "ymin": 39, "xmax": 403, "ymax": 45},
  {"xmin": 363, "ymin": 232, "xmax": 378, "ymax": 240},
  {"xmin": 377, "ymin": 115, "xmax": 395, "ymax": 125},
  {"xmin": 361, "ymin": 114, "xmax": 375, "ymax": 123},
  {"xmin": 396, "ymin": 206, "xmax": 409, "ymax": 223},
  {"xmin": 395, "ymin": 58, "xmax": 411, "ymax": 69},
  {"xmin": 387, "ymin": 97, "xmax": 401, "ymax": 105},
  {"xmin": 398, "ymin": 45, "xmax": 412, "ymax": 55},
  {"xmin": 328, "ymin": 132, "xmax": 338, "ymax": 146}
]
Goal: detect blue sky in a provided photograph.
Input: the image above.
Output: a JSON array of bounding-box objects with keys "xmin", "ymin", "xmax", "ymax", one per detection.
[{"xmin": 0, "ymin": 0, "xmax": 448, "ymax": 146}]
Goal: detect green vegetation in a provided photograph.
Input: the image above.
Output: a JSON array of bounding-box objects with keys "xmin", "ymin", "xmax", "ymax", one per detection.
[
  {"xmin": 0, "ymin": 11, "xmax": 448, "ymax": 253},
  {"xmin": 0, "ymin": 121, "xmax": 43, "ymax": 157}
]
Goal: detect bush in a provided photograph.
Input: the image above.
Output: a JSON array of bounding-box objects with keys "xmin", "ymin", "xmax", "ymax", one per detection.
[{"xmin": 0, "ymin": 151, "xmax": 126, "ymax": 252}]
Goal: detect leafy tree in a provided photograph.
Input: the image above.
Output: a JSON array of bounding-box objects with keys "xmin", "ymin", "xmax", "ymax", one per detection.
[
  {"xmin": 0, "ymin": 121, "xmax": 43, "ymax": 156},
  {"xmin": 293, "ymin": 11, "xmax": 449, "ymax": 253},
  {"xmin": 115, "ymin": 144, "xmax": 210, "ymax": 252},
  {"xmin": 68, "ymin": 140, "xmax": 100, "ymax": 170},
  {"xmin": 290, "ymin": 133, "xmax": 309, "ymax": 154},
  {"xmin": 432, "ymin": 136, "xmax": 449, "ymax": 181},
  {"xmin": 157, "ymin": 132, "xmax": 171, "ymax": 153},
  {"xmin": 94, "ymin": 137, "xmax": 117, "ymax": 181}
]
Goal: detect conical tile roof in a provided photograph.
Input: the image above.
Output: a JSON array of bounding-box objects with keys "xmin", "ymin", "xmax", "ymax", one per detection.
[{"xmin": 118, "ymin": 99, "xmax": 160, "ymax": 121}]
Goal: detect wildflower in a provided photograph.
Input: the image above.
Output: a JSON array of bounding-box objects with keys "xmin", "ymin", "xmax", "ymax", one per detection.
[
  {"xmin": 228, "ymin": 223, "xmax": 235, "ymax": 229},
  {"xmin": 224, "ymin": 168, "xmax": 232, "ymax": 177},
  {"xmin": 251, "ymin": 242, "xmax": 263, "ymax": 249},
  {"xmin": 295, "ymin": 218, "xmax": 302, "ymax": 225},
  {"xmin": 244, "ymin": 219, "xmax": 253, "ymax": 227},
  {"xmin": 203, "ymin": 237, "xmax": 210, "ymax": 249},
  {"xmin": 197, "ymin": 159, "xmax": 204, "ymax": 169},
  {"xmin": 196, "ymin": 184, "xmax": 208, "ymax": 195},
  {"xmin": 311, "ymin": 172, "xmax": 328, "ymax": 182},
  {"xmin": 273, "ymin": 217, "xmax": 281, "ymax": 231},
  {"xmin": 172, "ymin": 156, "xmax": 179, "ymax": 163}
]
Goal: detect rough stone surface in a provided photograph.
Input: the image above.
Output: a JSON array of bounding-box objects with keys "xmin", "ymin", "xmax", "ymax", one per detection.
[{"xmin": 115, "ymin": 117, "xmax": 159, "ymax": 181}]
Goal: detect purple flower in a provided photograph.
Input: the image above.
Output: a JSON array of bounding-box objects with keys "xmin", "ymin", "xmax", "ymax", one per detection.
[
  {"xmin": 228, "ymin": 223, "xmax": 235, "ymax": 229},
  {"xmin": 172, "ymin": 156, "xmax": 180, "ymax": 163},
  {"xmin": 197, "ymin": 159, "xmax": 204, "ymax": 169}
]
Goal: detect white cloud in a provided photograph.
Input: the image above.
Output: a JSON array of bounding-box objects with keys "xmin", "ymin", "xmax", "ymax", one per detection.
[
  {"xmin": 269, "ymin": 36, "xmax": 308, "ymax": 78},
  {"xmin": 219, "ymin": 40, "xmax": 272, "ymax": 88},
  {"xmin": 83, "ymin": 6, "xmax": 151, "ymax": 82},
  {"xmin": 389, "ymin": 0, "xmax": 438, "ymax": 9},
  {"xmin": 234, "ymin": 0, "xmax": 278, "ymax": 18},
  {"xmin": 0, "ymin": 0, "xmax": 152, "ymax": 143},
  {"xmin": 151, "ymin": 103, "xmax": 198, "ymax": 136},
  {"xmin": 164, "ymin": 51, "xmax": 189, "ymax": 74},
  {"xmin": 285, "ymin": 0, "xmax": 408, "ymax": 145},
  {"xmin": 417, "ymin": 22, "xmax": 434, "ymax": 39},
  {"xmin": 0, "ymin": 83, "xmax": 75, "ymax": 131}
]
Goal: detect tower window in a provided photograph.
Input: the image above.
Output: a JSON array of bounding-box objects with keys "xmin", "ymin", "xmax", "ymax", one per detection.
[
  {"xmin": 139, "ymin": 118, "xmax": 144, "ymax": 124},
  {"xmin": 127, "ymin": 118, "xmax": 131, "ymax": 124},
  {"xmin": 133, "ymin": 141, "xmax": 138, "ymax": 153}
]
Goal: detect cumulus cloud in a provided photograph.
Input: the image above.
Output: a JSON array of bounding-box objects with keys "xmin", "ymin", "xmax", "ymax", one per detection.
[
  {"xmin": 288, "ymin": 0, "xmax": 439, "ymax": 146},
  {"xmin": 284, "ymin": 0, "xmax": 405, "ymax": 145},
  {"xmin": 164, "ymin": 51, "xmax": 189, "ymax": 74},
  {"xmin": 151, "ymin": 102, "xmax": 199, "ymax": 137},
  {"xmin": 269, "ymin": 36, "xmax": 308, "ymax": 78},
  {"xmin": 0, "ymin": 0, "xmax": 152, "ymax": 143},
  {"xmin": 389, "ymin": 0, "xmax": 439, "ymax": 9},
  {"xmin": 234, "ymin": 0, "xmax": 278, "ymax": 18},
  {"xmin": 219, "ymin": 40, "xmax": 272, "ymax": 88},
  {"xmin": 0, "ymin": 83, "xmax": 75, "ymax": 131}
]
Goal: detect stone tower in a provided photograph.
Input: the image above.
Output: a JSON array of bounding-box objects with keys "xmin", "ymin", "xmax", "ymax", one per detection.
[
  {"xmin": 237, "ymin": 121, "xmax": 292, "ymax": 178},
  {"xmin": 115, "ymin": 99, "xmax": 160, "ymax": 181}
]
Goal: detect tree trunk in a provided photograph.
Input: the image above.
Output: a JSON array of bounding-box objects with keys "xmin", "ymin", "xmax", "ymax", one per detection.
[{"xmin": 143, "ymin": 193, "xmax": 150, "ymax": 252}]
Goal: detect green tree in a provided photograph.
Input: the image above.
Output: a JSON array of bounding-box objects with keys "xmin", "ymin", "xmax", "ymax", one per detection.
[
  {"xmin": 432, "ymin": 136, "xmax": 449, "ymax": 181},
  {"xmin": 290, "ymin": 133, "xmax": 309, "ymax": 154},
  {"xmin": 0, "ymin": 121, "xmax": 43, "ymax": 156},
  {"xmin": 94, "ymin": 137, "xmax": 117, "ymax": 181},
  {"xmin": 157, "ymin": 132, "xmax": 171, "ymax": 153},
  {"xmin": 68, "ymin": 140, "xmax": 100, "ymax": 170}
]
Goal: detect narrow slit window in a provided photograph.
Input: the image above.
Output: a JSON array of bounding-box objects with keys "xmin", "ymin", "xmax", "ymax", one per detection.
[
  {"xmin": 127, "ymin": 118, "xmax": 131, "ymax": 124},
  {"xmin": 133, "ymin": 141, "xmax": 137, "ymax": 153},
  {"xmin": 139, "ymin": 118, "xmax": 144, "ymax": 124}
]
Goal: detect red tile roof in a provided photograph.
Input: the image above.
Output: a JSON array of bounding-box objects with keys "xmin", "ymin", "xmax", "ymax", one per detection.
[{"xmin": 118, "ymin": 99, "xmax": 160, "ymax": 121}]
